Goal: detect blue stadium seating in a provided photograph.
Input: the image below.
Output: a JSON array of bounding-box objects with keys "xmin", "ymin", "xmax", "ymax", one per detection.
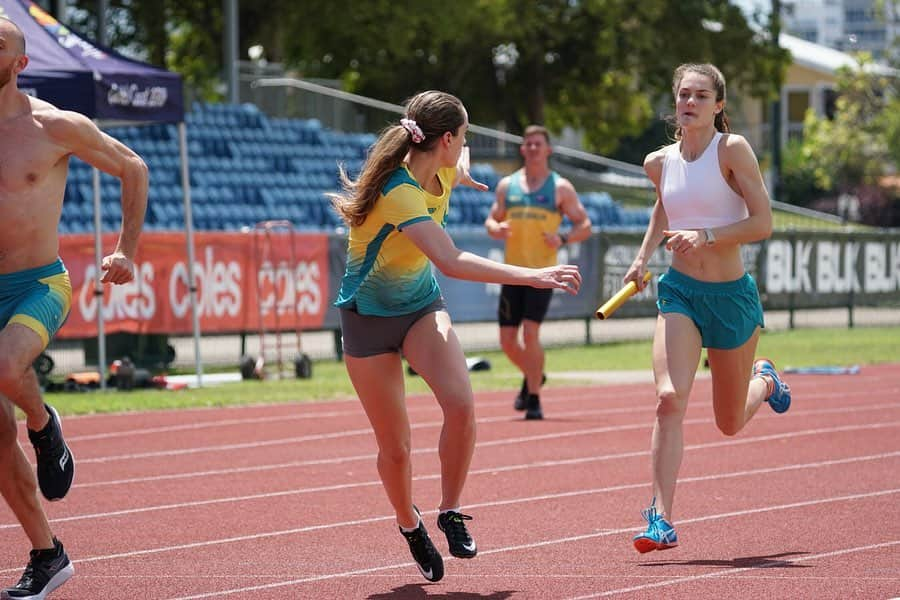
[{"xmin": 62, "ymin": 103, "xmax": 649, "ymax": 233}]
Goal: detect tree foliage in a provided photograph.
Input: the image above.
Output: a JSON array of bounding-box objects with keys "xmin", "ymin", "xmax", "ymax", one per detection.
[
  {"xmin": 59, "ymin": 0, "xmax": 787, "ymax": 155},
  {"xmin": 794, "ymin": 56, "xmax": 896, "ymax": 191}
]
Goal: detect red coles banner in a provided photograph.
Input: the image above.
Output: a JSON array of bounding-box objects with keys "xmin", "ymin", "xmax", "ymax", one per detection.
[{"xmin": 57, "ymin": 231, "xmax": 330, "ymax": 339}]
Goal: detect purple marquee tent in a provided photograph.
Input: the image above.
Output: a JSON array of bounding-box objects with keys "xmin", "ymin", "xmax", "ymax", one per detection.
[{"xmin": 0, "ymin": 0, "xmax": 204, "ymax": 385}]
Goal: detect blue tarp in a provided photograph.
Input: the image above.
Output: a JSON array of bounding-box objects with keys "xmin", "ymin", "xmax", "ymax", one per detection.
[{"xmin": 0, "ymin": 0, "xmax": 183, "ymax": 123}]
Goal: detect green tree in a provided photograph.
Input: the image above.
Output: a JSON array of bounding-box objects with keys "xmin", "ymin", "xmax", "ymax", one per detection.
[
  {"xmin": 797, "ymin": 56, "xmax": 894, "ymax": 192},
  {"xmin": 270, "ymin": 0, "xmax": 786, "ymax": 154},
  {"xmin": 65, "ymin": 0, "xmax": 225, "ymax": 100},
  {"xmin": 62, "ymin": 0, "xmax": 787, "ymax": 154}
]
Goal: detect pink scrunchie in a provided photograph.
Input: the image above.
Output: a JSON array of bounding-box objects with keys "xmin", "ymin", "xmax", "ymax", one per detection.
[{"xmin": 400, "ymin": 117, "xmax": 425, "ymax": 143}]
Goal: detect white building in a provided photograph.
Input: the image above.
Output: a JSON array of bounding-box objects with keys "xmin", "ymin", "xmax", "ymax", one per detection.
[
  {"xmin": 730, "ymin": 32, "xmax": 895, "ymax": 152},
  {"xmin": 783, "ymin": 0, "xmax": 897, "ymax": 59}
]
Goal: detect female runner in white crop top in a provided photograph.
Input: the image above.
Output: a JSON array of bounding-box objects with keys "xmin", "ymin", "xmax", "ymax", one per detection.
[{"xmin": 623, "ymin": 63, "xmax": 792, "ymax": 553}]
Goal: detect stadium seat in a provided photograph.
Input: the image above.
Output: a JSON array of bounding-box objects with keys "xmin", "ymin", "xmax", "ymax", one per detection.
[{"xmin": 58, "ymin": 104, "xmax": 639, "ymax": 234}]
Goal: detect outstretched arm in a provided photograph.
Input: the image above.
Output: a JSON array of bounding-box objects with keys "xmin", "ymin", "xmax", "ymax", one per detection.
[
  {"xmin": 48, "ymin": 111, "xmax": 148, "ymax": 283},
  {"xmin": 403, "ymin": 219, "xmax": 581, "ymax": 295}
]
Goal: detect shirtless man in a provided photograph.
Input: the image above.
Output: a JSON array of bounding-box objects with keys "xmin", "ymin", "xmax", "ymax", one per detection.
[{"xmin": 0, "ymin": 17, "xmax": 147, "ymax": 600}]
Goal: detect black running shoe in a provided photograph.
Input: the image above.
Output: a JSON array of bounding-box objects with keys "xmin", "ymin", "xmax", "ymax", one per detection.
[
  {"xmin": 513, "ymin": 377, "xmax": 528, "ymax": 411},
  {"xmin": 437, "ymin": 510, "xmax": 477, "ymax": 558},
  {"xmin": 27, "ymin": 405, "xmax": 74, "ymax": 501},
  {"xmin": 2, "ymin": 538, "xmax": 74, "ymax": 600},
  {"xmin": 400, "ymin": 509, "xmax": 444, "ymax": 582},
  {"xmin": 514, "ymin": 374, "xmax": 546, "ymax": 411},
  {"xmin": 524, "ymin": 394, "xmax": 543, "ymax": 420}
]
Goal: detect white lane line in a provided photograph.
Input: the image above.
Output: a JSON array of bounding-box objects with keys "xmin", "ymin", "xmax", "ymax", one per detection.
[
  {"xmin": 51, "ymin": 385, "xmax": 900, "ymax": 443},
  {"xmin": 58, "ymin": 415, "xmax": 900, "ymax": 493},
  {"xmin": 566, "ymin": 540, "xmax": 900, "ymax": 599},
  {"xmin": 48, "ymin": 574, "xmax": 900, "ymax": 582},
  {"xmin": 61, "ymin": 402, "xmax": 900, "ymax": 465},
  {"xmin": 1, "ymin": 433, "xmax": 897, "ymax": 547},
  {"xmin": 155, "ymin": 489, "xmax": 900, "ymax": 600}
]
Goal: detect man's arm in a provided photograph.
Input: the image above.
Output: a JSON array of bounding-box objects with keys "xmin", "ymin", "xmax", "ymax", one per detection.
[
  {"xmin": 47, "ymin": 110, "xmax": 148, "ymax": 283},
  {"xmin": 550, "ymin": 178, "xmax": 591, "ymax": 248},
  {"xmin": 484, "ymin": 176, "xmax": 510, "ymax": 240}
]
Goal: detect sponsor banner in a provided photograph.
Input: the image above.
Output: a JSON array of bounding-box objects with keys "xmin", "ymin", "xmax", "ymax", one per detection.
[
  {"xmin": 596, "ymin": 231, "xmax": 900, "ymax": 315},
  {"xmin": 762, "ymin": 232, "xmax": 900, "ymax": 308},
  {"xmin": 58, "ymin": 229, "xmax": 900, "ymax": 339},
  {"xmin": 57, "ymin": 231, "xmax": 329, "ymax": 338}
]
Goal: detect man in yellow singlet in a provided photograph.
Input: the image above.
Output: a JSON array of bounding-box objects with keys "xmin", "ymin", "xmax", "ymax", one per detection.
[{"xmin": 484, "ymin": 125, "xmax": 591, "ymax": 419}]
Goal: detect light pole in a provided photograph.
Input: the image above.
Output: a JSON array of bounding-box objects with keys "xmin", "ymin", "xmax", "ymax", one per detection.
[
  {"xmin": 770, "ymin": 0, "xmax": 783, "ymax": 202},
  {"xmin": 224, "ymin": 0, "xmax": 239, "ymax": 104},
  {"xmin": 492, "ymin": 43, "xmax": 519, "ymax": 157}
]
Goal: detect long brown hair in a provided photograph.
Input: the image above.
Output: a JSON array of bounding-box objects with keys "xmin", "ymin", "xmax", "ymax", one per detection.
[
  {"xmin": 330, "ymin": 91, "xmax": 466, "ymax": 227},
  {"xmin": 671, "ymin": 63, "xmax": 730, "ymax": 140}
]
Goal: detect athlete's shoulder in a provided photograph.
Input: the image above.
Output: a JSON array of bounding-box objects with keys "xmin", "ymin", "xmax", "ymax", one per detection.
[
  {"xmin": 553, "ymin": 172, "xmax": 577, "ymax": 196},
  {"xmin": 719, "ymin": 133, "xmax": 757, "ymax": 166},
  {"xmin": 720, "ymin": 132, "xmax": 752, "ymax": 153},
  {"xmin": 26, "ymin": 93, "xmax": 60, "ymax": 113},
  {"xmin": 643, "ymin": 144, "xmax": 673, "ymax": 182},
  {"xmin": 503, "ymin": 168, "xmax": 523, "ymax": 184},
  {"xmin": 29, "ymin": 98, "xmax": 97, "ymax": 151},
  {"xmin": 383, "ymin": 166, "xmax": 422, "ymax": 197},
  {"xmin": 644, "ymin": 143, "xmax": 675, "ymax": 167},
  {"xmin": 31, "ymin": 95, "xmax": 91, "ymax": 128}
]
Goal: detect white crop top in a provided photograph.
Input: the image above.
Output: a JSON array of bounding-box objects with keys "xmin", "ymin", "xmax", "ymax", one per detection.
[{"xmin": 660, "ymin": 132, "xmax": 748, "ymax": 230}]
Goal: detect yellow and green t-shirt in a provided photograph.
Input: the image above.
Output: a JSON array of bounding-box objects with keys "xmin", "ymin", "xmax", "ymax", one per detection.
[
  {"xmin": 335, "ymin": 165, "xmax": 455, "ymax": 316},
  {"xmin": 504, "ymin": 169, "xmax": 563, "ymax": 268}
]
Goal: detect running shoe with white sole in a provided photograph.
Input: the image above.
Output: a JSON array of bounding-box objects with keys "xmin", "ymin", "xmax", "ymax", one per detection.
[
  {"xmin": 437, "ymin": 510, "xmax": 477, "ymax": 558},
  {"xmin": 2, "ymin": 538, "xmax": 73, "ymax": 600},
  {"xmin": 400, "ymin": 507, "xmax": 444, "ymax": 582}
]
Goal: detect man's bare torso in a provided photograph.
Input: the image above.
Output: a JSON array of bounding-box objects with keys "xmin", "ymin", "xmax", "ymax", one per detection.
[{"xmin": 0, "ymin": 96, "xmax": 70, "ymax": 274}]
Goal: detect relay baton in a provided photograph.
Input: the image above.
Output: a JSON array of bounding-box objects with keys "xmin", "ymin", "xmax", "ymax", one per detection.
[{"xmin": 595, "ymin": 271, "xmax": 652, "ymax": 320}]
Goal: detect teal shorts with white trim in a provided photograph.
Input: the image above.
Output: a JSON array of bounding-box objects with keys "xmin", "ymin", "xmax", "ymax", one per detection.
[
  {"xmin": 656, "ymin": 268, "xmax": 764, "ymax": 350},
  {"xmin": 0, "ymin": 258, "xmax": 72, "ymax": 349}
]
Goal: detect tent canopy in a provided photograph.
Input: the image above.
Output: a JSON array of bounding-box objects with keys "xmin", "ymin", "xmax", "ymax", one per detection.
[
  {"xmin": 0, "ymin": 0, "xmax": 202, "ymax": 386},
  {"xmin": 0, "ymin": 0, "xmax": 183, "ymax": 123}
]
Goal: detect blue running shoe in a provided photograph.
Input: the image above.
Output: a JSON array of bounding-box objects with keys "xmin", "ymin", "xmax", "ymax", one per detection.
[
  {"xmin": 632, "ymin": 499, "xmax": 678, "ymax": 554},
  {"xmin": 753, "ymin": 358, "xmax": 791, "ymax": 414}
]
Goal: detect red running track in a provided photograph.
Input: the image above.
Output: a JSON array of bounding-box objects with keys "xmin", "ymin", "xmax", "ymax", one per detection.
[{"xmin": 1, "ymin": 365, "xmax": 899, "ymax": 599}]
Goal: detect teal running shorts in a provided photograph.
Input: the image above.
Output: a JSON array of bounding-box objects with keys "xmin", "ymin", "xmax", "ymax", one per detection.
[
  {"xmin": 0, "ymin": 258, "xmax": 72, "ymax": 349},
  {"xmin": 656, "ymin": 267, "xmax": 764, "ymax": 350}
]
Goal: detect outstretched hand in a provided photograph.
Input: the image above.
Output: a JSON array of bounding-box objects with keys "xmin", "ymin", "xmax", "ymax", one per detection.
[
  {"xmin": 457, "ymin": 168, "xmax": 489, "ymax": 191},
  {"xmin": 101, "ymin": 251, "xmax": 136, "ymax": 284},
  {"xmin": 534, "ymin": 264, "xmax": 582, "ymax": 296},
  {"xmin": 456, "ymin": 147, "xmax": 489, "ymax": 191}
]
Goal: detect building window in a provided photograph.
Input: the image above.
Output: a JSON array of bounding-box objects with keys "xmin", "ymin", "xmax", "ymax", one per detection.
[
  {"xmin": 788, "ymin": 90, "xmax": 810, "ymax": 123},
  {"xmin": 824, "ymin": 88, "xmax": 838, "ymax": 120},
  {"xmin": 787, "ymin": 90, "xmax": 810, "ymax": 139}
]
